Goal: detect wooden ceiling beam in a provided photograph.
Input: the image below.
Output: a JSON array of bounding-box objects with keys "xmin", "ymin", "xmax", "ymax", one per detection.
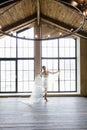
[
  {"xmin": 41, "ymin": 13, "xmax": 87, "ymax": 39},
  {"xmin": 2, "ymin": 13, "xmax": 37, "ymax": 32},
  {"xmin": 37, "ymin": 0, "xmax": 40, "ymax": 25},
  {"xmin": 0, "ymin": 0, "xmax": 21, "ymax": 8}
]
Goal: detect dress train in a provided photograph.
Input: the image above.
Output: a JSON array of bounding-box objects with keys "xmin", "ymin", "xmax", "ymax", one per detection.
[{"xmin": 20, "ymin": 75, "xmax": 44, "ymax": 106}]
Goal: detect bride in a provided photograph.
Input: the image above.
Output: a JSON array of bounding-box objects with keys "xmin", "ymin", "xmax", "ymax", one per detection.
[
  {"xmin": 40, "ymin": 66, "xmax": 60, "ymax": 102},
  {"xmin": 21, "ymin": 66, "xmax": 59, "ymax": 105}
]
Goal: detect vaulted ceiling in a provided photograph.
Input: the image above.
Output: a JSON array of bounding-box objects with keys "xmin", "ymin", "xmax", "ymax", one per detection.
[{"xmin": 0, "ymin": 0, "xmax": 87, "ymax": 39}]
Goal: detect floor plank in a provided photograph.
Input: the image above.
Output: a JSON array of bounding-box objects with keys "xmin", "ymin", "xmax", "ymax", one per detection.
[{"xmin": 0, "ymin": 97, "xmax": 87, "ymax": 130}]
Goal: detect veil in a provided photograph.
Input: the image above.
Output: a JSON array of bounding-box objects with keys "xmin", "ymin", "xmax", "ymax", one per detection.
[
  {"xmin": 20, "ymin": 75, "xmax": 44, "ymax": 106},
  {"xmin": 29, "ymin": 75, "xmax": 43, "ymax": 103}
]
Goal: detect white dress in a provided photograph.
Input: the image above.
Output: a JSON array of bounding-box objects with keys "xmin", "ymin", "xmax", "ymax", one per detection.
[{"xmin": 42, "ymin": 74, "xmax": 49, "ymax": 91}]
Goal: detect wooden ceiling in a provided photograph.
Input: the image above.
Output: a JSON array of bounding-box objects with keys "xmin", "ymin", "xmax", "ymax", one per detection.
[{"xmin": 0, "ymin": 0, "xmax": 87, "ymax": 39}]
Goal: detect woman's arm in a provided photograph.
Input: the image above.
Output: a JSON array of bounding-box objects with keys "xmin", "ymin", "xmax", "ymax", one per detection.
[{"xmin": 48, "ymin": 70, "xmax": 60, "ymax": 75}]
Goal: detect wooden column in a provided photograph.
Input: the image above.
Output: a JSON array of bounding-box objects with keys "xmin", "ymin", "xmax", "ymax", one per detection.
[
  {"xmin": 80, "ymin": 37, "xmax": 87, "ymax": 96},
  {"xmin": 34, "ymin": 23, "xmax": 41, "ymax": 76}
]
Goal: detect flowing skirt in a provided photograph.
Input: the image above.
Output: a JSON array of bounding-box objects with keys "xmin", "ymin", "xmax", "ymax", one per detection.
[{"xmin": 20, "ymin": 75, "xmax": 44, "ymax": 105}]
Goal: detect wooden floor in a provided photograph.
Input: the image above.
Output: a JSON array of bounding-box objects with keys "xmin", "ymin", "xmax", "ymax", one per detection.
[{"xmin": 0, "ymin": 97, "xmax": 87, "ymax": 130}]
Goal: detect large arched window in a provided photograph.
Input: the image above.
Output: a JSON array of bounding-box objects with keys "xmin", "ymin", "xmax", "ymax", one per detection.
[
  {"xmin": 41, "ymin": 38, "xmax": 77, "ymax": 93},
  {"xmin": 0, "ymin": 28, "xmax": 34, "ymax": 93}
]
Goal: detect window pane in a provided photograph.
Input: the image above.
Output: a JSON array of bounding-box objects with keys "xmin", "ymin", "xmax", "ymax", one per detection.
[
  {"xmin": 60, "ymin": 81, "xmax": 65, "ymax": 91},
  {"xmin": 23, "ymin": 82, "xmax": 29, "ymax": 92},
  {"xmin": 6, "ymin": 71, "xmax": 11, "ymax": 81},
  {"xmin": 18, "ymin": 71, "xmax": 23, "ymax": 81},
  {"xmin": 29, "ymin": 48, "xmax": 34, "ymax": 57},
  {"xmin": 59, "ymin": 38, "xmax": 75, "ymax": 58},
  {"xmin": 18, "ymin": 60, "xmax": 34, "ymax": 92},
  {"xmin": 1, "ymin": 82, "xmax": 5, "ymax": 91},
  {"xmin": 65, "ymin": 71, "xmax": 70, "ymax": 80},
  {"xmin": 65, "ymin": 48, "xmax": 69, "ymax": 57},
  {"xmin": 65, "ymin": 60, "xmax": 70, "ymax": 70},
  {"xmin": 71, "ymin": 60, "xmax": 75, "ymax": 69},
  {"xmin": 0, "ymin": 48, "xmax": 4, "ymax": 57},
  {"xmin": 11, "ymin": 82, "xmax": 15, "ymax": 91},
  {"xmin": 42, "ymin": 39, "xmax": 58, "ymax": 58},
  {"xmin": 65, "ymin": 81, "xmax": 70, "ymax": 91},
  {"xmin": 1, "ymin": 61, "xmax": 16, "ymax": 92},
  {"xmin": 71, "ymin": 81, "xmax": 76, "ymax": 91},
  {"xmin": 70, "ymin": 48, "xmax": 75, "ymax": 57},
  {"xmin": 59, "ymin": 48, "xmax": 64, "ymax": 57},
  {"xmin": 11, "ymin": 48, "xmax": 16, "ymax": 57},
  {"xmin": 60, "ymin": 70, "xmax": 64, "ymax": 80},
  {"xmin": 17, "ymin": 28, "xmax": 34, "ymax": 58},
  {"xmin": 11, "ymin": 71, "xmax": 15, "ymax": 81},
  {"xmin": 59, "ymin": 39, "xmax": 64, "ymax": 47},
  {"xmin": 0, "ymin": 35, "xmax": 16, "ymax": 58},
  {"xmin": 1, "ymin": 71, "xmax": 5, "ymax": 81},
  {"xmin": 24, "ymin": 71, "xmax": 29, "ymax": 80},
  {"xmin": 71, "ymin": 71, "xmax": 75, "ymax": 80},
  {"xmin": 60, "ymin": 60, "xmax": 64, "ymax": 70}
]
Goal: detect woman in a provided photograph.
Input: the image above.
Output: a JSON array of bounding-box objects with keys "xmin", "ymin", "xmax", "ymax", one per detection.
[
  {"xmin": 20, "ymin": 66, "xmax": 59, "ymax": 105},
  {"xmin": 40, "ymin": 66, "xmax": 59, "ymax": 102}
]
